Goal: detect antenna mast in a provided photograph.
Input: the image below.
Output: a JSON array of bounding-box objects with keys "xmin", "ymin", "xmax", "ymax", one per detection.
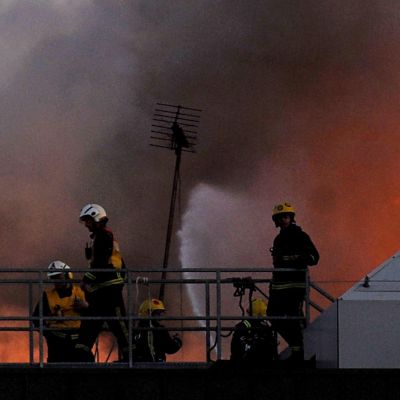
[{"xmin": 150, "ymin": 103, "xmax": 201, "ymax": 300}]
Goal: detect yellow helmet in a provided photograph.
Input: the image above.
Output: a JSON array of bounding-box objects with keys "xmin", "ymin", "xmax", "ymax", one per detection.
[
  {"xmin": 272, "ymin": 202, "xmax": 295, "ymax": 217},
  {"xmin": 272, "ymin": 202, "xmax": 295, "ymax": 224},
  {"xmin": 138, "ymin": 298, "xmax": 166, "ymax": 317},
  {"xmin": 248, "ymin": 298, "xmax": 267, "ymax": 317}
]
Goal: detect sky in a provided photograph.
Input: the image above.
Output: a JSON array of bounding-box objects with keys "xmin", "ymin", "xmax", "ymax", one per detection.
[{"xmin": 1, "ymin": 0, "xmax": 400, "ymax": 360}]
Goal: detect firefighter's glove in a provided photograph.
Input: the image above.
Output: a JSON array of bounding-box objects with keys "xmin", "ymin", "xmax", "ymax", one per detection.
[
  {"xmin": 73, "ymin": 296, "xmax": 88, "ymax": 311},
  {"xmin": 172, "ymin": 333, "xmax": 182, "ymax": 346},
  {"xmin": 298, "ymin": 253, "xmax": 317, "ymax": 266}
]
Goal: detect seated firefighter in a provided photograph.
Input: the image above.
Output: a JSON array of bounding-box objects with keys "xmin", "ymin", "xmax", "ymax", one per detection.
[
  {"xmin": 33, "ymin": 261, "xmax": 88, "ymax": 362},
  {"xmin": 230, "ymin": 298, "xmax": 277, "ymax": 364},
  {"xmin": 133, "ymin": 298, "xmax": 182, "ymax": 362}
]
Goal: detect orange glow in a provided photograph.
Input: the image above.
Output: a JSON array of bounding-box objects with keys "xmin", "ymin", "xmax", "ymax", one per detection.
[
  {"xmin": 167, "ymin": 333, "xmax": 207, "ymax": 362},
  {"xmin": 0, "ymin": 304, "xmax": 207, "ymax": 363},
  {"xmin": 0, "ymin": 304, "xmax": 122, "ymax": 364},
  {"xmin": 254, "ymin": 95, "xmax": 400, "ymax": 299}
]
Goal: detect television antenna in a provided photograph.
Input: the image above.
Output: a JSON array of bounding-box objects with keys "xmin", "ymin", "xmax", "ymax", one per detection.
[{"xmin": 150, "ymin": 103, "xmax": 201, "ymax": 300}]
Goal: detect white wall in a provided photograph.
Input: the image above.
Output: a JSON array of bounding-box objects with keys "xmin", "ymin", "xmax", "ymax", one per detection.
[{"xmin": 338, "ymin": 299, "xmax": 400, "ymax": 368}]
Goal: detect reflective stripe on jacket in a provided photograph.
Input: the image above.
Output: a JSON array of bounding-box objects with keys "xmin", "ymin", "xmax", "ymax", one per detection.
[{"xmin": 271, "ymin": 224, "xmax": 319, "ymax": 289}]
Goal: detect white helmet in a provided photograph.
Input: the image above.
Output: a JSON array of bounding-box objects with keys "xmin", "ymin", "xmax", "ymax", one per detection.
[
  {"xmin": 79, "ymin": 204, "xmax": 107, "ymax": 222},
  {"xmin": 47, "ymin": 260, "xmax": 71, "ymax": 278}
]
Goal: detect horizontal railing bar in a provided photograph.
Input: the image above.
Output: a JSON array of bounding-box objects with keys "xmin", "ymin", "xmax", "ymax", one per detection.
[
  {"xmin": 0, "ymin": 267, "xmax": 279, "ymax": 273},
  {"xmin": 0, "ymin": 315, "xmax": 304, "ymax": 322},
  {"xmin": 0, "ymin": 278, "xmax": 273, "ymax": 285}
]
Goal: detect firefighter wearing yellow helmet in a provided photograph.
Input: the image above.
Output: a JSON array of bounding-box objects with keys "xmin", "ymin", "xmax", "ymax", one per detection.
[
  {"xmin": 267, "ymin": 202, "xmax": 319, "ymax": 364},
  {"xmin": 272, "ymin": 202, "xmax": 296, "ymax": 226},
  {"xmin": 230, "ymin": 298, "xmax": 276, "ymax": 363},
  {"xmin": 138, "ymin": 298, "xmax": 166, "ymax": 317},
  {"xmin": 133, "ymin": 299, "xmax": 182, "ymax": 362},
  {"xmin": 248, "ymin": 298, "xmax": 268, "ymax": 317}
]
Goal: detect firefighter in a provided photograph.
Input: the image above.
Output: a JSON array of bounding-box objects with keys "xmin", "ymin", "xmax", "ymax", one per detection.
[
  {"xmin": 230, "ymin": 298, "xmax": 276, "ymax": 364},
  {"xmin": 33, "ymin": 261, "xmax": 88, "ymax": 362},
  {"xmin": 133, "ymin": 298, "xmax": 182, "ymax": 362},
  {"xmin": 266, "ymin": 202, "xmax": 319, "ymax": 363},
  {"xmin": 74, "ymin": 203, "xmax": 130, "ymax": 362}
]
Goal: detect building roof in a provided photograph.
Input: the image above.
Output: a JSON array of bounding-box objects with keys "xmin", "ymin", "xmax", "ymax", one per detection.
[{"xmin": 340, "ymin": 251, "xmax": 400, "ymax": 301}]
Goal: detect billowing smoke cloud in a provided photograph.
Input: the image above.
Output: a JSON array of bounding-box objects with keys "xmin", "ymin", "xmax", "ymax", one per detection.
[
  {"xmin": 169, "ymin": 1, "xmax": 400, "ymax": 293},
  {"xmin": 0, "ymin": 0, "xmax": 400, "ymax": 360}
]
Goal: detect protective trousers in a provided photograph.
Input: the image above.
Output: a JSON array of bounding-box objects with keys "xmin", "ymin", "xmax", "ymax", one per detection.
[
  {"xmin": 45, "ymin": 332, "xmax": 79, "ymax": 362},
  {"xmin": 266, "ymin": 287, "xmax": 305, "ymax": 356},
  {"xmin": 74, "ymin": 285, "xmax": 130, "ymax": 362}
]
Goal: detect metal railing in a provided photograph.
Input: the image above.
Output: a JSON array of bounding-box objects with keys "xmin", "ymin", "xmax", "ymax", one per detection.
[{"xmin": 0, "ymin": 267, "xmax": 335, "ymax": 367}]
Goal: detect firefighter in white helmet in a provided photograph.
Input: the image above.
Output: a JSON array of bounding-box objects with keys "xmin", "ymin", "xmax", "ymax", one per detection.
[
  {"xmin": 133, "ymin": 298, "xmax": 182, "ymax": 362},
  {"xmin": 74, "ymin": 203, "xmax": 129, "ymax": 362},
  {"xmin": 267, "ymin": 202, "xmax": 319, "ymax": 364},
  {"xmin": 33, "ymin": 261, "xmax": 88, "ymax": 362},
  {"xmin": 230, "ymin": 298, "xmax": 276, "ymax": 363}
]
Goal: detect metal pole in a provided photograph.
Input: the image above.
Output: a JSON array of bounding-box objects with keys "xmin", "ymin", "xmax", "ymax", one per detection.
[
  {"xmin": 28, "ymin": 282, "xmax": 34, "ymax": 364},
  {"xmin": 159, "ymin": 147, "xmax": 182, "ymax": 300},
  {"xmin": 216, "ymin": 271, "xmax": 222, "ymax": 360},
  {"xmin": 38, "ymin": 272, "xmax": 44, "ymax": 367},
  {"xmin": 205, "ymin": 282, "xmax": 211, "ymax": 362},
  {"xmin": 127, "ymin": 269, "xmax": 133, "ymax": 367}
]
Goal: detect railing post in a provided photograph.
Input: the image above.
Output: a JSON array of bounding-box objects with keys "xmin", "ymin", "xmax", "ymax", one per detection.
[
  {"xmin": 305, "ymin": 269, "xmax": 310, "ymax": 327},
  {"xmin": 38, "ymin": 271, "xmax": 44, "ymax": 367},
  {"xmin": 216, "ymin": 270, "xmax": 222, "ymax": 360},
  {"xmin": 205, "ymin": 282, "xmax": 211, "ymax": 362},
  {"xmin": 127, "ymin": 269, "xmax": 133, "ymax": 367},
  {"xmin": 28, "ymin": 281, "xmax": 34, "ymax": 364}
]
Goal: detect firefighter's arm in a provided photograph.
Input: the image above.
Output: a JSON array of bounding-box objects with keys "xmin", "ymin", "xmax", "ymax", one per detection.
[
  {"xmin": 300, "ymin": 232, "xmax": 320, "ymax": 266},
  {"xmin": 91, "ymin": 231, "xmax": 113, "ymax": 269},
  {"xmin": 164, "ymin": 331, "xmax": 182, "ymax": 355}
]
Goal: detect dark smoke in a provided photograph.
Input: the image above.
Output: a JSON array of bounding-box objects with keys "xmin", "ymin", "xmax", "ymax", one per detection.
[{"xmin": 1, "ymin": 0, "xmax": 399, "ymax": 298}]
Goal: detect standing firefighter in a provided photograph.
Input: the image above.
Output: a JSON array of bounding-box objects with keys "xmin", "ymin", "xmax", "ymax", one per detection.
[
  {"xmin": 230, "ymin": 298, "xmax": 276, "ymax": 364},
  {"xmin": 266, "ymin": 202, "xmax": 319, "ymax": 363},
  {"xmin": 74, "ymin": 203, "xmax": 130, "ymax": 362},
  {"xmin": 33, "ymin": 261, "xmax": 88, "ymax": 362},
  {"xmin": 133, "ymin": 298, "xmax": 182, "ymax": 362}
]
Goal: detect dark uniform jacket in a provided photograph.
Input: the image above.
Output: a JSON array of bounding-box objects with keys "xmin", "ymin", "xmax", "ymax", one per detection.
[
  {"xmin": 74, "ymin": 226, "xmax": 129, "ymax": 362},
  {"xmin": 230, "ymin": 319, "xmax": 276, "ymax": 363},
  {"xmin": 271, "ymin": 224, "xmax": 319, "ymax": 289},
  {"xmin": 133, "ymin": 320, "xmax": 182, "ymax": 362},
  {"xmin": 83, "ymin": 226, "xmax": 125, "ymax": 292}
]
